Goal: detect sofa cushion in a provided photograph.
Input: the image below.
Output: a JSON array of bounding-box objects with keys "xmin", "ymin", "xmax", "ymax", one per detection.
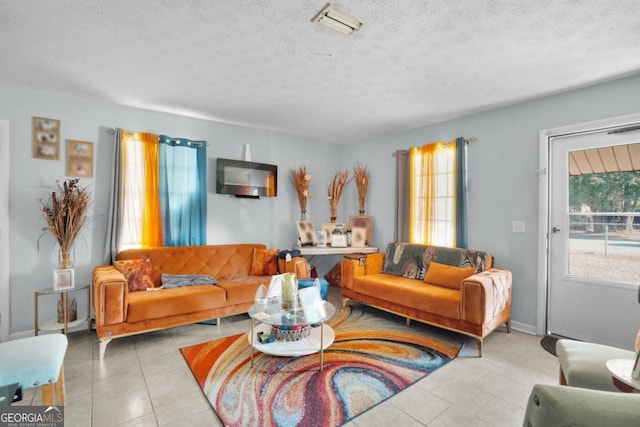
[
  {"xmin": 126, "ymin": 285, "xmax": 227, "ymax": 322},
  {"xmin": 353, "ymin": 274, "xmax": 461, "ymax": 320},
  {"xmin": 423, "ymin": 262, "xmax": 476, "ymax": 290},
  {"xmin": 250, "ymin": 248, "xmax": 279, "ymax": 276},
  {"xmin": 217, "ymin": 277, "xmax": 266, "ymax": 305},
  {"xmin": 114, "ymin": 258, "xmax": 155, "ymax": 292}
]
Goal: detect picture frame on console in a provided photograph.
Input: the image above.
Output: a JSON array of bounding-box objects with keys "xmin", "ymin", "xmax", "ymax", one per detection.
[
  {"xmin": 351, "ymin": 227, "xmax": 367, "ymax": 248},
  {"xmin": 349, "ymin": 215, "xmax": 373, "ymax": 242},
  {"xmin": 296, "ymin": 221, "xmax": 317, "ymax": 246}
]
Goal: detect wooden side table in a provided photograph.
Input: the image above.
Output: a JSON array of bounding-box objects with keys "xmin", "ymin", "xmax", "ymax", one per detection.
[
  {"xmin": 34, "ymin": 284, "xmax": 91, "ymax": 336},
  {"xmin": 606, "ymin": 358, "xmax": 640, "ymax": 393}
]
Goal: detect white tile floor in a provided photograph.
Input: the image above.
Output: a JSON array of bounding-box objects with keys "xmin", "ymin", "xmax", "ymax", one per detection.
[{"xmin": 16, "ymin": 287, "xmax": 558, "ymax": 426}]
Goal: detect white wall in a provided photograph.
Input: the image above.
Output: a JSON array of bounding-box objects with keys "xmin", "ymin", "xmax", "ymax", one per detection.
[
  {"xmin": 344, "ymin": 73, "xmax": 640, "ymax": 331},
  {"xmin": 3, "ymin": 73, "xmax": 640, "ymax": 336},
  {"xmin": 0, "ymin": 83, "xmax": 340, "ymax": 335}
]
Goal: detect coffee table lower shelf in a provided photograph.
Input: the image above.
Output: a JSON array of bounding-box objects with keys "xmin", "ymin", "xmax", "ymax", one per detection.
[{"xmin": 248, "ymin": 323, "xmax": 335, "ymax": 370}]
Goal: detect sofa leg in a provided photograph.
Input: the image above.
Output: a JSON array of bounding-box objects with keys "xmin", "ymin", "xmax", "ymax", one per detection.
[
  {"xmin": 406, "ymin": 318, "xmax": 411, "ymax": 326},
  {"xmin": 505, "ymin": 319, "xmax": 512, "ymax": 333},
  {"xmin": 99, "ymin": 338, "xmax": 112, "ymax": 359},
  {"xmin": 342, "ymin": 297, "xmax": 350, "ymax": 308},
  {"xmin": 477, "ymin": 338, "xmax": 483, "ymax": 357},
  {"xmin": 559, "ymin": 367, "xmax": 567, "ymax": 385}
]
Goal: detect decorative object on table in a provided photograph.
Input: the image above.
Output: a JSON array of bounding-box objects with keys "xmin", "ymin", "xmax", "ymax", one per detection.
[
  {"xmin": 349, "ymin": 215, "xmax": 373, "ymax": 243},
  {"xmin": 298, "ymin": 284, "xmax": 326, "ymax": 322},
  {"xmin": 57, "ymin": 296, "xmax": 77, "ymax": 323},
  {"xmin": 38, "ymin": 178, "xmax": 91, "ymax": 269},
  {"xmin": 53, "ymin": 268, "xmax": 74, "ymax": 291},
  {"xmin": 66, "ymin": 140, "xmax": 94, "ymax": 178},
  {"xmin": 32, "ymin": 116, "xmax": 60, "ymax": 160},
  {"xmin": 352, "ymin": 162, "xmax": 370, "ymax": 215},
  {"xmin": 180, "ymin": 306, "xmax": 461, "ymax": 427},
  {"xmin": 351, "ymin": 226, "xmax": 367, "ymax": 248},
  {"xmin": 290, "ymin": 166, "xmax": 311, "ymax": 220},
  {"xmin": 316, "ymin": 230, "xmax": 327, "ymax": 247},
  {"xmin": 321, "ymin": 222, "xmax": 346, "ymax": 241},
  {"xmin": 331, "ymin": 233, "xmax": 347, "ymax": 247},
  {"xmin": 296, "ymin": 220, "xmax": 317, "ymax": 246},
  {"xmin": 281, "ymin": 272, "xmax": 298, "ymax": 310},
  {"xmin": 327, "ymin": 170, "xmax": 351, "ymax": 222}
]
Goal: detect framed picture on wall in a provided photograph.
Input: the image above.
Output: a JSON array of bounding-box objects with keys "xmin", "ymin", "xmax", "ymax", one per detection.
[
  {"xmin": 32, "ymin": 117, "xmax": 61, "ymax": 160},
  {"xmin": 66, "ymin": 140, "xmax": 94, "ymax": 178},
  {"xmin": 53, "ymin": 268, "xmax": 74, "ymax": 291},
  {"xmin": 349, "ymin": 215, "xmax": 373, "ymax": 242}
]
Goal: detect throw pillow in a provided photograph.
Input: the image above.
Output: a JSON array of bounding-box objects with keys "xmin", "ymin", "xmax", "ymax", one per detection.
[
  {"xmin": 250, "ymin": 248, "xmax": 280, "ymax": 276},
  {"xmin": 423, "ymin": 261, "xmax": 476, "ymax": 290},
  {"xmin": 114, "ymin": 258, "xmax": 155, "ymax": 292}
]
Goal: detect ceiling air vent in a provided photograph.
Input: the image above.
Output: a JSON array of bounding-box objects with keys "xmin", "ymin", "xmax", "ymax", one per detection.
[{"xmin": 312, "ymin": 4, "xmax": 363, "ymax": 36}]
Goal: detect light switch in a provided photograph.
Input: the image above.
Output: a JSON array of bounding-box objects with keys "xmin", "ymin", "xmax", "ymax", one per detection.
[{"xmin": 512, "ymin": 221, "xmax": 526, "ymax": 233}]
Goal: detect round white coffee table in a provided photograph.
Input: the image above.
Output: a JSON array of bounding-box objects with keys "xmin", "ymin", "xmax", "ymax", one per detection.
[
  {"xmin": 248, "ymin": 300, "xmax": 336, "ymax": 371},
  {"xmin": 606, "ymin": 358, "xmax": 640, "ymax": 392}
]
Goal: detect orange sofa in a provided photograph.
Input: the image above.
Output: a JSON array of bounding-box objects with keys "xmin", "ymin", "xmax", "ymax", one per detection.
[
  {"xmin": 93, "ymin": 243, "xmax": 306, "ymax": 358},
  {"xmin": 341, "ymin": 243, "xmax": 512, "ymax": 355}
]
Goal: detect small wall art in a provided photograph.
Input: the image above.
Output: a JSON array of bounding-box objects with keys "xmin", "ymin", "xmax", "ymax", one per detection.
[
  {"xmin": 66, "ymin": 140, "xmax": 94, "ymax": 178},
  {"xmin": 53, "ymin": 268, "xmax": 75, "ymax": 291},
  {"xmin": 32, "ymin": 117, "xmax": 61, "ymax": 160}
]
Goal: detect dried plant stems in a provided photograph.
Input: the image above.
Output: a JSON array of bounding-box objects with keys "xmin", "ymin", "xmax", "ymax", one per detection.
[
  {"xmin": 290, "ymin": 166, "xmax": 311, "ymax": 213},
  {"xmin": 352, "ymin": 162, "xmax": 370, "ymax": 213},
  {"xmin": 327, "ymin": 170, "xmax": 351, "ymax": 219},
  {"xmin": 38, "ymin": 178, "xmax": 91, "ymax": 254}
]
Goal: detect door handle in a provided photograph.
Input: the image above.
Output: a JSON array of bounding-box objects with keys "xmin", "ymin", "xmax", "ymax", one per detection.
[{"xmin": 551, "ymin": 227, "xmax": 561, "ymax": 233}]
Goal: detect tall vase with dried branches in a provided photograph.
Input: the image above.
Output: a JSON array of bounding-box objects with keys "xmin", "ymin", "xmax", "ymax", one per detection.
[
  {"xmin": 291, "ymin": 166, "xmax": 311, "ymax": 221},
  {"xmin": 38, "ymin": 178, "xmax": 91, "ymax": 269},
  {"xmin": 327, "ymin": 170, "xmax": 351, "ymax": 222},
  {"xmin": 352, "ymin": 162, "xmax": 370, "ymax": 215}
]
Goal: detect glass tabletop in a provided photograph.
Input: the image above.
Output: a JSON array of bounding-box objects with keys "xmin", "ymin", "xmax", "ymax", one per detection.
[{"xmin": 249, "ymin": 300, "xmax": 336, "ymax": 327}]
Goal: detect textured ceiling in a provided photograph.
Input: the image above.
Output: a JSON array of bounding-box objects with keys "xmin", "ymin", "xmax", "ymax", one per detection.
[{"xmin": 1, "ymin": 1, "xmax": 639, "ymax": 144}]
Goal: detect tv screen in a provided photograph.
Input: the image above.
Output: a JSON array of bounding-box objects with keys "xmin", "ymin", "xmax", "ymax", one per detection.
[{"xmin": 216, "ymin": 158, "xmax": 277, "ymax": 198}]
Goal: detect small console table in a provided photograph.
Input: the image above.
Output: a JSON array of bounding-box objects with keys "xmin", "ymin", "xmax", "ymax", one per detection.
[
  {"xmin": 34, "ymin": 284, "xmax": 91, "ymax": 336},
  {"xmin": 299, "ymin": 245, "xmax": 378, "ymax": 270}
]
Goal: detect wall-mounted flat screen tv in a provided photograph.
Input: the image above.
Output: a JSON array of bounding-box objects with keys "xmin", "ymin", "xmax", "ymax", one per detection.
[{"xmin": 216, "ymin": 158, "xmax": 277, "ymax": 198}]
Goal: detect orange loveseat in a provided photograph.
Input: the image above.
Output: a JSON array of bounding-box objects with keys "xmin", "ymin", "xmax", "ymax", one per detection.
[
  {"xmin": 93, "ymin": 243, "xmax": 306, "ymax": 358},
  {"xmin": 341, "ymin": 243, "xmax": 512, "ymax": 356}
]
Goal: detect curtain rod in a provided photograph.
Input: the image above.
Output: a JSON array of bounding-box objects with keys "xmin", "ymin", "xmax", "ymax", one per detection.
[
  {"xmin": 392, "ymin": 136, "xmax": 477, "ymax": 156},
  {"xmin": 106, "ymin": 127, "xmax": 210, "ymax": 147}
]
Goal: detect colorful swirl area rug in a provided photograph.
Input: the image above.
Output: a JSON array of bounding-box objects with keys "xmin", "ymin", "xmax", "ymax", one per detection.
[{"xmin": 180, "ymin": 306, "xmax": 461, "ymax": 427}]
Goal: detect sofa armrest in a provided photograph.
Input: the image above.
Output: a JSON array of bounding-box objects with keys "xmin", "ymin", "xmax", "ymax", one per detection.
[
  {"xmin": 523, "ymin": 384, "xmax": 640, "ymax": 426},
  {"xmin": 341, "ymin": 253, "xmax": 385, "ymax": 289},
  {"xmin": 93, "ymin": 265, "xmax": 128, "ymax": 327},
  {"xmin": 461, "ymin": 268, "xmax": 512, "ymax": 325}
]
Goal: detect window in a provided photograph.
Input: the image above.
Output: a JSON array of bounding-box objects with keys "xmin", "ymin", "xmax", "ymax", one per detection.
[
  {"xmin": 409, "ymin": 139, "xmax": 464, "ymax": 247},
  {"xmin": 117, "ymin": 130, "xmax": 206, "ymax": 250}
]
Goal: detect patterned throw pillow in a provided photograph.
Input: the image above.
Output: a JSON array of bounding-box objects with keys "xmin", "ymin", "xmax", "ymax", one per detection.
[
  {"xmin": 250, "ymin": 248, "xmax": 280, "ymax": 276},
  {"xmin": 114, "ymin": 258, "xmax": 155, "ymax": 292},
  {"xmin": 423, "ymin": 261, "xmax": 476, "ymax": 290}
]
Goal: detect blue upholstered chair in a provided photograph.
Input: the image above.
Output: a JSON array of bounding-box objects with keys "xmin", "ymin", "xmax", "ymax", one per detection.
[{"xmin": 0, "ymin": 334, "xmax": 68, "ymax": 405}]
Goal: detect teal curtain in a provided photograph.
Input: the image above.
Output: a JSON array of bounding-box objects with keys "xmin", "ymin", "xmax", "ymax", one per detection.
[
  {"xmin": 455, "ymin": 137, "xmax": 468, "ymax": 248},
  {"xmin": 159, "ymin": 135, "xmax": 207, "ymax": 246}
]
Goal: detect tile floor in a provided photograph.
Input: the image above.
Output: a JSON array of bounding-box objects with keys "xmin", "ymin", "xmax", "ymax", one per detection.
[{"xmin": 16, "ymin": 287, "xmax": 558, "ymax": 426}]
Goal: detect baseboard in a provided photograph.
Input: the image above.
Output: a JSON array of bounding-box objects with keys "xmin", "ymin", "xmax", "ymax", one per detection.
[
  {"xmin": 510, "ymin": 320, "xmax": 537, "ymax": 335},
  {"xmin": 9, "ymin": 323, "xmax": 91, "ymax": 341}
]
